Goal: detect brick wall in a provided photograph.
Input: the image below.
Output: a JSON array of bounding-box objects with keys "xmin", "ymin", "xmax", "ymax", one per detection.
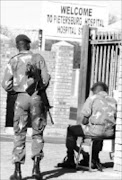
[
  {"xmin": 51, "ymin": 41, "xmax": 74, "ymax": 127},
  {"xmin": 114, "ymin": 45, "xmax": 122, "ymax": 172}
]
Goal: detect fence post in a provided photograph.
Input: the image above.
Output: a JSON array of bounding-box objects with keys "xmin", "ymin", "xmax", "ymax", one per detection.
[{"xmin": 77, "ymin": 25, "xmax": 90, "ymax": 124}]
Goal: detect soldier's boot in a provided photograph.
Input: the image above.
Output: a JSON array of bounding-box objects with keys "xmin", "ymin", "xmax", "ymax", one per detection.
[
  {"xmin": 10, "ymin": 162, "xmax": 22, "ymax": 180},
  {"xmin": 32, "ymin": 156, "xmax": 42, "ymax": 180}
]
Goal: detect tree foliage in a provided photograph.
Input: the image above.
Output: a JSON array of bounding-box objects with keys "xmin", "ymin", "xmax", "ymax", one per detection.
[
  {"xmin": 0, "ymin": 25, "xmax": 14, "ymax": 37},
  {"xmin": 0, "ymin": 25, "xmax": 39, "ymax": 49}
]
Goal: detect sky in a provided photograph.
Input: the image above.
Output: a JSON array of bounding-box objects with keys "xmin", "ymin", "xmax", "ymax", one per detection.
[{"xmin": 1, "ymin": 0, "xmax": 121, "ymax": 29}]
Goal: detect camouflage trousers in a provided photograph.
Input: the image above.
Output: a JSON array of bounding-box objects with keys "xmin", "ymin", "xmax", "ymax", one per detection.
[{"xmin": 12, "ymin": 92, "xmax": 47, "ymax": 164}]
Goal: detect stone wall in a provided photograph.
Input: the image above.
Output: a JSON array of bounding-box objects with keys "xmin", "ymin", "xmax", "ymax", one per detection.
[{"xmin": 114, "ymin": 45, "xmax": 122, "ymax": 172}]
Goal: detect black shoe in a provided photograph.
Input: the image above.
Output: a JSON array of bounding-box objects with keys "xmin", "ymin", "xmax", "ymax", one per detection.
[
  {"xmin": 92, "ymin": 159, "xmax": 103, "ymax": 171},
  {"xmin": 57, "ymin": 156, "xmax": 76, "ymax": 169},
  {"xmin": 32, "ymin": 156, "xmax": 42, "ymax": 180},
  {"xmin": 79, "ymin": 151, "xmax": 89, "ymax": 166},
  {"xmin": 79, "ymin": 159, "xmax": 89, "ymax": 167},
  {"xmin": 79, "ymin": 153, "xmax": 96, "ymax": 169},
  {"xmin": 10, "ymin": 162, "xmax": 22, "ymax": 180}
]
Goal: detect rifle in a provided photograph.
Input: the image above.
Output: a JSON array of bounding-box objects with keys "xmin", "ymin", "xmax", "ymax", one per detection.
[
  {"xmin": 38, "ymin": 84, "xmax": 54, "ymax": 125},
  {"xmin": 25, "ymin": 63, "xmax": 54, "ymax": 124}
]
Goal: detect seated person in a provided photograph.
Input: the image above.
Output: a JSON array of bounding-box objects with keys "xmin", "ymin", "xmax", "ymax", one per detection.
[{"xmin": 57, "ymin": 82, "xmax": 117, "ymax": 169}]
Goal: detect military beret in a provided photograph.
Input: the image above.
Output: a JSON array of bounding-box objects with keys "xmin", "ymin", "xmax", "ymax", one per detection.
[
  {"xmin": 91, "ymin": 81, "xmax": 108, "ymax": 92},
  {"xmin": 16, "ymin": 34, "xmax": 31, "ymax": 43}
]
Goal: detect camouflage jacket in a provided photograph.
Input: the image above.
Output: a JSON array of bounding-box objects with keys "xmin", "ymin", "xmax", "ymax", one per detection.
[
  {"xmin": 2, "ymin": 50, "xmax": 50, "ymax": 93},
  {"xmin": 81, "ymin": 91, "xmax": 117, "ymax": 136}
]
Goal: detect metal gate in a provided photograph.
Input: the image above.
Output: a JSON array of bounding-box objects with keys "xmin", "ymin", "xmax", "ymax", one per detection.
[{"xmin": 90, "ymin": 31, "xmax": 122, "ymax": 96}]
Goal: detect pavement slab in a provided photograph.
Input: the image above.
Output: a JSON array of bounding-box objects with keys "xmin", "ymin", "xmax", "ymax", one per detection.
[{"xmin": 0, "ymin": 135, "xmax": 121, "ymax": 180}]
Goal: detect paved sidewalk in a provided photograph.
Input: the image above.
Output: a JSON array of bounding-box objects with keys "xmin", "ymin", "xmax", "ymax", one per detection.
[{"xmin": 0, "ymin": 135, "xmax": 121, "ymax": 180}]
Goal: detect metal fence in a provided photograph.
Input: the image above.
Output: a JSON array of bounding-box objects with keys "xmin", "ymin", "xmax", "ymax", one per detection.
[{"xmin": 89, "ymin": 31, "xmax": 122, "ymax": 96}]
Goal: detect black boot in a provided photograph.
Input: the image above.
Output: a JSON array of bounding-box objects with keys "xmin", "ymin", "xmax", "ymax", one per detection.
[
  {"xmin": 32, "ymin": 156, "xmax": 42, "ymax": 180},
  {"xmin": 10, "ymin": 162, "xmax": 22, "ymax": 180},
  {"xmin": 79, "ymin": 152, "xmax": 89, "ymax": 166},
  {"xmin": 92, "ymin": 152, "xmax": 103, "ymax": 171},
  {"xmin": 57, "ymin": 151, "xmax": 76, "ymax": 169}
]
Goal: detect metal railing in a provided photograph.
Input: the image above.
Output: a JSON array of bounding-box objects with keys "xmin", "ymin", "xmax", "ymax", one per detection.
[{"xmin": 89, "ymin": 31, "xmax": 122, "ymax": 96}]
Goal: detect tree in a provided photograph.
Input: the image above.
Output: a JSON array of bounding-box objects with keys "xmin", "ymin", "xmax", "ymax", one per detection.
[{"xmin": 0, "ymin": 25, "xmax": 14, "ymax": 37}]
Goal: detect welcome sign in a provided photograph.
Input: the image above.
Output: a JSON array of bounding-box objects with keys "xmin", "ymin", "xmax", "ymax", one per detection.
[{"xmin": 40, "ymin": 1, "xmax": 108, "ymax": 39}]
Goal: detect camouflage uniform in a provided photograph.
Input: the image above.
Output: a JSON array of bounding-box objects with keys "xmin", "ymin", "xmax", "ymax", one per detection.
[
  {"xmin": 65, "ymin": 91, "xmax": 117, "ymax": 164},
  {"xmin": 81, "ymin": 91, "xmax": 117, "ymax": 136},
  {"xmin": 2, "ymin": 51, "xmax": 50, "ymax": 164}
]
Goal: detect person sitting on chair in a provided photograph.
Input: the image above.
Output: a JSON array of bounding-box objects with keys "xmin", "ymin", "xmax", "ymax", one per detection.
[{"xmin": 57, "ymin": 82, "xmax": 117, "ymax": 169}]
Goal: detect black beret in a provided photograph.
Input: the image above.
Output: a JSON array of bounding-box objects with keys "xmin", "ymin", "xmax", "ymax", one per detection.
[
  {"xmin": 91, "ymin": 82, "xmax": 108, "ymax": 92},
  {"xmin": 16, "ymin": 34, "xmax": 31, "ymax": 43}
]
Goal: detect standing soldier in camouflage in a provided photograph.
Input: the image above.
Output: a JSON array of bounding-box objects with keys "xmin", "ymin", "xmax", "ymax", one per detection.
[
  {"xmin": 57, "ymin": 82, "xmax": 117, "ymax": 170},
  {"xmin": 2, "ymin": 34, "xmax": 50, "ymax": 180}
]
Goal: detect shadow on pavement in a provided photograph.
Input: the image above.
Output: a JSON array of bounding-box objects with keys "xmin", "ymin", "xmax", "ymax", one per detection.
[
  {"xmin": 102, "ymin": 162, "xmax": 114, "ymax": 168},
  {"xmin": 22, "ymin": 162, "xmax": 113, "ymax": 180},
  {"xmin": 22, "ymin": 168, "xmax": 77, "ymax": 180},
  {"xmin": 22, "ymin": 176, "xmax": 34, "ymax": 180},
  {"xmin": 42, "ymin": 168, "xmax": 79, "ymax": 180}
]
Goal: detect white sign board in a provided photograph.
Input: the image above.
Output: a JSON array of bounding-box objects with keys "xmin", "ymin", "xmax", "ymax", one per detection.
[{"xmin": 40, "ymin": 1, "xmax": 108, "ymax": 39}]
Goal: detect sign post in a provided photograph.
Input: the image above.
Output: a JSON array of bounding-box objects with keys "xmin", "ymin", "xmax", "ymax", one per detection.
[{"xmin": 77, "ymin": 25, "xmax": 90, "ymax": 124}]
